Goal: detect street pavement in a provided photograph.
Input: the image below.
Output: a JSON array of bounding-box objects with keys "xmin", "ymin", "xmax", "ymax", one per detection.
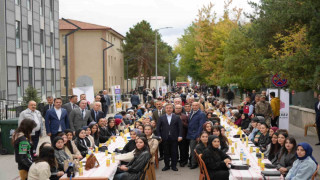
[{"xmin": 1, "ymin": 105, "xmax": 320, "ymax": 180}]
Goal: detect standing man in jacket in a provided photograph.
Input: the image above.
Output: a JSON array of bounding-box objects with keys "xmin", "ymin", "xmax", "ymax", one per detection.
[
  {"xmin": 100, "ymin": 90, "xmax": 111, "ymax": 116},
  {"xmin": 42, "ymin": 96, "xmax": 54, "ymax": 117},
  {"xmin": 315, "ymin": 94, "xmax": 320, "ymax": 145},
  {"xmin": 90, "ymin": 102, "xmax": 105, "ymax": 122},
  {"xmin": 18, "ymin": 100, "xmax": 43, "ymax": 153},
  {"xmin": 130, "ymin": 91, "xmax": 140, "ymax": 109},
  {"xmin": 69, "ymin": 100, "xmax": 93, "ymax": 132},
  {"xmin": 175, "ymin": 104, "xmax": 189, "ymax": 167},
  {"xmin": 62, "ymin": 95, "xmax": 79, "ymax": 116},
  {"xmin": 270, "ymin": 92, "xmax": 280, "ymax": 127},
  {"xmin": 157, "ymin": 103, "xmax": 183, "ymax": 171},
  {"xmin": 45, "ymin": 98, "xmax": 70, "ymax": 143},
  {"xmin": 187, "ymin": 102, "xmax": 206, "ymax": 169}
]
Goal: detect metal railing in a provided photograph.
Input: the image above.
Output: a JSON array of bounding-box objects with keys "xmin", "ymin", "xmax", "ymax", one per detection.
[{"xmin": 0, "ymin": 100, "xmax": 24, "ymax": 120}]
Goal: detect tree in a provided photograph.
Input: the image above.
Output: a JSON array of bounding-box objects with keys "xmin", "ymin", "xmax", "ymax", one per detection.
[{"xmin": 22, "ymin": 86, "xmax": 41, "ymax": 106}]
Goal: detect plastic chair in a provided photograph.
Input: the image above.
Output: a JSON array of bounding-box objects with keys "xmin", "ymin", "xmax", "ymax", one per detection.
[
  {"xmin": 140, "ymin": 160, "xmax": 151, "ymax": 180},
  {"xmin": 199, "ymin": 154, "xmax": 211, "ymax": 180},
  {"xmin": 312, "ymin": 164, "xmax": 320, "ymax": 180}
]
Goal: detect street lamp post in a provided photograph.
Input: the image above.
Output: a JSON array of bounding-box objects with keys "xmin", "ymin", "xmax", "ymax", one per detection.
[
  {"xmin": 62, "ymin": 18, "xmax": 81, "ymax": 101},
  {"xmin": 100, "ymin": 38, "xmax": 113, "ymax": 90},
  {"xmin": 155, "ymin": 27, "xmax": 172, "ymax": 97},
  {"xmin": 126, "ymin": 58, "xmax": 134, "ymax": 94},
  {"xmin": 168, "ymin": 62, "xmax": 171, "ymax": 92}
]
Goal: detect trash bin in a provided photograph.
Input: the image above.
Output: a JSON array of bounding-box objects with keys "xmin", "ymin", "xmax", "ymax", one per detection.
[{"xmin": 0, "ymin": 118, "xmax": 18, "ymax": 154}]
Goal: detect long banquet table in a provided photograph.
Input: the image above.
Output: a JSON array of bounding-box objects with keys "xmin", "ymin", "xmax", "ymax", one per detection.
[
  {"xmin": 60, "ymin": 133, "xmax": 130, "ymax": 180},
  {"xmin": 218, "ymin": 114, "xmax": 284, "ymax": 180}
]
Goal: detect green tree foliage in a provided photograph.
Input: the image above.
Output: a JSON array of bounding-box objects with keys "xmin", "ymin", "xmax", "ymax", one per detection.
[
  {"xmin": 22, "ymin": 86, "xmax": 41, "ymax": 106},
  {"xmin": 122, "ymin": 20, "xmax": 177, "ymax": 88}
]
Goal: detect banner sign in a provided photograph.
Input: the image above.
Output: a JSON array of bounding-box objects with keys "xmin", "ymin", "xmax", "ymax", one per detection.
[
  {"xmin": 72, "ymin": 86, "xmax": 94, "ymax": 104},
  {"xmin": 279, "ymin": 89, "xmax": 289, "ymax": 129}
]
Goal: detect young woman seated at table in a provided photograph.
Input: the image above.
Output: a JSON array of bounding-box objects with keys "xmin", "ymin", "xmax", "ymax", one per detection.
[
  {"xmin": 212, "ymin": 126, "xmax": 229, "ymax": 153},
  {"xmin": 137, "ymin": 124, "xmax": 144, "ymax": 133},
  {"xmin": 144, "ymin": 125, "xmax": 159, "ymax": 162},
  {"xmin": 253, "ymin": 121, "xmax": 263, "ymax": 143},
  {"xmin": 202, "ymin": 135, "xmax": 231, "ymax": 180},
  {"xmin": 218, "ymin": 125, "xmax": 226, "ymax": 136},
  {"xmin": 134, "ymin": 121, "xmax": 142, "ymax": 129},
  {"xmin": 83, "ymin": 126, "xmax": 95, "ymax": 148},
  {"xmin": 106, "ymin": 119, "xmax": 119, "ymax": 136},
  {"xmin": 195, "ymin": 131, "xmax": 209, "ymax": 154},
  {"xmin": 271, "ymin": 131, "xmax": 289, "ymax": 164},
  {"xmin": 57, "ymin": 133, "xmax": 82, "ymax": 160},
  {"xmin": 74, "ymin": 129, "xmax": 92, "ymax": 157},
  {"xmin": 120, "ymin": 130, "xmax": 138, "ymax": 153},
  {"xmin": 286, "ymin": 142, "xmax": 318, "ymax": 180},
  {"xmin": 275, "ymin": 137, "xmax": 297, "ymax": 176},
  {"xmin": 203, "ymin": 122, "xmax": 213, "ymax": 135},
  {"xmin": 266, "ymin": 132, "xmax": 281, "ymax": 162},
  {"xmin": 28, "ymin": 146, "xmax": 56, "ymax": 180},
  {"xmin": 89, "ymin": 123, "xmax": 100, "ymax": 147},
  {"xmin": 269, "ymin": 127, "xmax": 278, "ymax": 137},
  {"xmin": 53, "ymin": 137, "xmax": 70, "ymax": 171},
  {"xmin": 240, "ymin": 113, "xmax": 251, "ymax": 130},
  {"xmin": 150, "ymin": 120, "xmax": 158, "ymax": 136},
  {"xmin": 255, "ymin": 122, "xmax": 271, "ymax": 152},
  {"xmin": 248, "ymin": 118, "xmax": 260, "ymax": 141},
  {"xmin": 114, "ymin": 137, "xmax": 151, "ymax": 180},
  {"xmin": 64, "ymin": 129, "xmax": 74, "ymax": 141},
  {"xmin": 37, "ymin": 142, "xmax": 65, "ymax": 180},
  {"xmin": 233, "ymin": 112, "xmax": 242, "ymax": 126}
]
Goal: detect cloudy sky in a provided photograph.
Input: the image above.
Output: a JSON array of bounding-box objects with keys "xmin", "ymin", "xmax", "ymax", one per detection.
[{"xmin": 60, "ymin": 0, "xmax": 259, "ymax": 47}]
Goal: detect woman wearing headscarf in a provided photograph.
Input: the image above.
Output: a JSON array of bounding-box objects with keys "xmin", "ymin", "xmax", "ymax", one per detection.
[
  {"xmin": 285, "ymin": 143, "xmax": 318, "ymax": 180},
  {"xmin": 202, "ymin": 135, "xmax": 231, "ymax": 180},
  {"xmin": 74, "ymin": 129, "xmax": 91, "ymax": 157}
]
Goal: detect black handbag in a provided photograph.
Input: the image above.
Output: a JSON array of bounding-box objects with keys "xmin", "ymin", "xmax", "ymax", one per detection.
[
  {"xmin": 261, "ymin": 170, "xmax": 281, "ymax": 176},
  {"xmin": 264, "ymin": 163, "xmax": 277, "ymax": 169},
  {"xmin": 230, "ymin": 164, "xmax": 250, "ymax": 170}
]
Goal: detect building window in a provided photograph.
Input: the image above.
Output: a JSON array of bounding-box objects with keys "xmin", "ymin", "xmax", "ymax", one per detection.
[
  {"xmin": 51, "ymin": 69, "xmax": 54, "ymax": 87},
  {"xmin": 15, "ymin": 0, "xmax": 20, "ymax": 5},
  {"xmin": 50, "ymin": 0, "xmax": 54, "ymax": 20},
  {"xmin": 40, "ymin": 0, "xmax": 44, "ymax": 16},
  {"xmin": 40, "ymin": 29, "xmax": 44, "ymax": 53},
  {"xmin": 28, "ymin": 67, "xmax": 33, "ymax": 86},
  {"xmin": 16, "ymin": 66, "xmax": 22, "ymax": 86},
  {"xmin": 15, "ymin": 21, "xmax": 21, "ymax": 49},
  {"xmin": 28, "ymin": 25, "xmax": 32, "ymax": 51},
  {"xmin": 27, "ymin": 0, "xmax": 32, "ymax": 11},
  {"xmin": 50, "ymin": 32, "xmax": 54, "ymax": 57},
  {"xmin": 41, "ymin": 68, "xmax": 45, "ymax": 86}
]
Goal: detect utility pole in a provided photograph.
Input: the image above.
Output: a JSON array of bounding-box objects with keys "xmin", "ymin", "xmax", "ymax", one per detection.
[{"xmin": 62, "ymin": 18, "xmax": 81, "ymax": 101}]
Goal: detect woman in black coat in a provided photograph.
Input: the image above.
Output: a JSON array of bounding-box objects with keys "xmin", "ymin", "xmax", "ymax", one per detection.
[
  {"xmin": 212, "ymin": 126, "xmax": 229, "ymax": 153},
  {"xmin": 202, "ymin": 135, "xmax": 231, "ymax": 180},
  {"xmin": 195, "ymin": 131, "xmax": 209, "ymax": 155},
  {"xmin": 255, "ymin": 122, "xmax": 271, "ymax": 152},
  {"xmin": 114, "ymin": 137, "xmax": 151, "ymax": 180},
  {"xmin": 74, "ymin": 129, "xmax": 91, "ymax": 157}
]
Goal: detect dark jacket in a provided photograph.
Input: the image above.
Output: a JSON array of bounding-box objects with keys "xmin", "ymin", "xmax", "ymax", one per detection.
[
  {"xmin": 120, "ymin": 150, "xmax": 151, "ymax": 180},
  {"xmin": 240, "ymin": 118, "xmax": 251, "ymax": 130},
  {"xmin": 45, "ymin": 108, "xmax": 70, "ymax": 135},
  {"xmin": 256, "ymin": 132, "xmax": 271, "ymax": 152},
  {"xmin": 152, "ymin": 109, "xmax": 165, "ymax": 124},
  {"xmin": 98, "ymin": 126, "xmax": 110, "ymax": 143},
  {"xmin": 90, "ymin": 109, "xmax": 105, "ymax": 122},
  {"xmin": 130, "ymin": 95, "xmax": 140, "ymax": 106},
  {"xmin": 42, "ymin": 104, "xmax": 54, "ymax": 117},
  {"xmin": 202, "ymin": 146, "xmax": 230, "ymax": 180},
  {"xmin": 219, "ymin": 137, "xmax": 229, "ymax": 154},
  {"xmin": 186, "ymin": 110, "xmax": 206, "ymax": 140},
  {"xmin": 14, "ymin": 133, "xmax": 33, "ymax": 171},
  {"xmin": 121, "ymin": 140, "xmax": 136, "ymax": 153},
  {"xmin": 195, "ymin": 142, "xmax": 207, "ymax": 155},
  {"xmin": 176, "ymin": 113, "xmax": 188, "ymax": 138},
  {"xmin": 106, "ymin": 126, "xmax": 118, "ymax": 136},
  {"xmin": 315, "ymin": 101, "xmax": 320, "ymax": 121},
  {"xmin": 157, "ymin": 114, "xmax": 183, "ymax": 141},
  {"xmin": 54, "ymin": 149, "xmax": 70, "ymax": 171},
  {"xmin": 275, "ymin": 151, "xmax": 296, "ymax": 173},
  {"xmin": 74, "ymin": 137, "xmax": 91, "ymax": 157}
]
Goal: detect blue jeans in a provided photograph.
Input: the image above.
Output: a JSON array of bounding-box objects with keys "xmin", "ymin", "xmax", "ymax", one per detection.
[{"xmin": 113, "ymin": 172, "xmax": 126, "ymax": 180}]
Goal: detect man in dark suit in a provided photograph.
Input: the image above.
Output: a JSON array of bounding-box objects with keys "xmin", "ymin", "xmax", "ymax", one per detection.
[
  {"xmin": 315, "ymin": 94, "xmax": 320, "ymax": 145},
  {"xmin": 45, "ymin": 98, "xmax": 70, "ymax": 143},
  {"xmin": 157, "ymin": 103, "xmax": 183, "ymax": 171},
  {"xmin": 175, "ymin": 104, "xmax": 189, "ymax": 167},
  {"xmin": 69, "ymin": 100, "xmax": 93, "ymax": 132},
  {"xmin": 152, "ymin": 100, "xmax": 165, "ymax": 160},
  {"xmin": 100, "ymin": 90, "xmax": 111, "ymax": 116},
  {"xmin": 98, "ymin": 117, "xmax": 110, "ymax": 143},
  {"xmin": 42, "ymin": 96, "xmax": 54, "ymax": 117},
  {"xmin": 90, "ymin": 102, "xmax": 105, "ymax": 122},
  {"xmin": 130, "ymin": 91, "xmax": 140, "ymax": 109},
  {"xmin": 186, "ymin": 102, "xmax": 206, "ymax": 169},
  {"xmin": 77, "ymin": 94, "xmax": 90, "ymax": 110},
  {"xmin": 62, "ymin": 95, "xmax": 79, "ymax": 116}
]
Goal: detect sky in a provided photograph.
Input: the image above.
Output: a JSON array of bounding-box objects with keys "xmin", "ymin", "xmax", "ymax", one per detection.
[{"xmin": 59, "ymin": 0, "xmax": 259, "ymax": 47}]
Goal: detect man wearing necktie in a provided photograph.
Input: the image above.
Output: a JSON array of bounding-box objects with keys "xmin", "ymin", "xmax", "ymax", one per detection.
[
  {"xmin": 157, "ymin": 103, "xmax": 183, "ymax": 172},
  {"xmin": 315, "ymin": 94, "xmax": 320, "ymax": 145},
  {"xmin": 69, "ymin": 100, "xmax": 93, "ymax": 133},
  {"xmin": 152, "ymin": 100, "xmax": 165, "ymax": 160},
  {"xmin": 100, "ymin": 90, "xmax": 111, "ymax": 116},
  {"xmin": 90, "ymin": 102, "xmax": 105, "ymax": 122},
  {"xmin": 42, "ymin": 96, "xmax": 54, "ymax": 117}
]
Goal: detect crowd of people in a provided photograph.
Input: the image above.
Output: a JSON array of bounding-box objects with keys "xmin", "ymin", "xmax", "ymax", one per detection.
[{"xmin": 12, "ymin": 87, "xmax": 319, "ymax": 180}]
